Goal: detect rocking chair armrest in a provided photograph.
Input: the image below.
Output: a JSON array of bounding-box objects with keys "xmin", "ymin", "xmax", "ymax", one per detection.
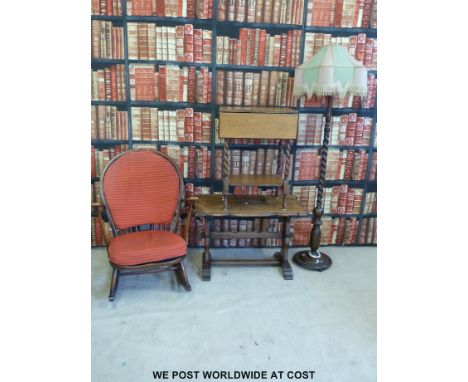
[
  {"xmin": 181, "ymin": 197, "xmax": 198, "ymax": 244},
  {"xmin": 92, "ymin": 202, "xmax": 110, "ymax": 246}
]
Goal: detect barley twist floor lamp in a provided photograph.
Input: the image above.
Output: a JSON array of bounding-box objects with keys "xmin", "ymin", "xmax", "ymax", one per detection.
[{"xmin": 292, "ymin": 45, "xmax": 368, "ymax": 271}]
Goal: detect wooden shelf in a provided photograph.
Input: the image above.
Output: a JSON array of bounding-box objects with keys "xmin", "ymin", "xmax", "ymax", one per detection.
[
  {"xmin": 229, "ymin": 174, "xmax": 284, "ymax": 186},
  {"xmin": 194, "ymin": 195, "xmax": 308, "ymax": 217}
]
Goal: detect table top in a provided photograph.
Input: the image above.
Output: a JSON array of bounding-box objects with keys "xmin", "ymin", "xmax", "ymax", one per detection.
[{"xmin": 193, "ymin": 195, "xmax": 309, "ymax": 217}]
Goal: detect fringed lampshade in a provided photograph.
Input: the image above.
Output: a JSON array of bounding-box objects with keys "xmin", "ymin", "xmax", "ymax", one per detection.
[
  {"xmin": 293, "ymin": 44, "xmax": 368, "ymax": 99},
  {"xmin": 292, "ymin": 44, "xmax": 369, "ymax": 272}
]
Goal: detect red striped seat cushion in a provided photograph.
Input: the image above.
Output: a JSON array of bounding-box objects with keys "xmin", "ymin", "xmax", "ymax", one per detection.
[{"xmin": 108, "ymin": 230, "xmax": 186, "ymax": 266}]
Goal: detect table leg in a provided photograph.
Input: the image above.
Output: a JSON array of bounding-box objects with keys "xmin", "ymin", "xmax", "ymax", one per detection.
[
  {"xmin": 275, "ymin": 217, "xmax": 293, "ymax": 280},
  {"xmin": 201, "ymin": 218, "xmax": 211, "ymax": 281}
]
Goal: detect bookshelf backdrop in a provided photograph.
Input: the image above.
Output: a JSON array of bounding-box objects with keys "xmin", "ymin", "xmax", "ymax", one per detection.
[{"xmin": 91, "ymin": 0, "xmax": 377, "ymax": 248}]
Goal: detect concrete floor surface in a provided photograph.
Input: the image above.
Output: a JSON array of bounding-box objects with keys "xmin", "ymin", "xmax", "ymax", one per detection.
[{"xmin": 92, "ymin": 246, "xmax": 376, "ymax": 382}]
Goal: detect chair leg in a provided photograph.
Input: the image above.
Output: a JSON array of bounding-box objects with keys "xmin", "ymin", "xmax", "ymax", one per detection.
[
  {"xmin": 109, "ymin": 268, "xmax": 120, "ymax": 301},
  {"xmin": 175, "ymin": 261, "xmax": 191, "ymax": 292}
]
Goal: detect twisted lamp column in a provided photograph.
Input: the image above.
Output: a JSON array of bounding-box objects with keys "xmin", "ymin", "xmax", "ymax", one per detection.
[
  {"xmin": 282, "ymin": 140, "xmax": 291, "ymax": 209},
  {"xmin": 222, "ymin": 139, "xmax": 230, "ymax": 211},
  {"xmin": 293, "ymin": 95, "xmax": 333, "ymax": 271}
]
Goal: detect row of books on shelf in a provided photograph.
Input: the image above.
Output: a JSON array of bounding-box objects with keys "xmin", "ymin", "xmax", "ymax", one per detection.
[
  {"xmin": 92, "ymin": 0, "xmax": 123, "ymax": 16},
  {"xmin": 216, "ymin": 70, "xmax": 376, "ymax": 108},
  {"xmin": 216, "ymin": 70, "xmax": 295, "ymax": 107},
  {"xmin": 216, "ymin": 29, "xmax": 302, "ymax": 67},
  {"xmin": 127, "ymin": 0, "xmax": 213, "ymax": 18},
  {"xmin": 214, "ymin": 147, "xmax": 374, "ymax": 182},
  {"xmin": 91, "ymin": 144, "xmax": 376, "ymax": 183},
  {"xmin": 306, "ymin": 0, "xmax": 377, "ymax": 28},
  {"xmin": 162, "ymin": 144, "xmax": 211, "ymax": 178},
  {"xmin": 95, "ymin": 27, "xmax": 377, "ymax": 71},
  {"xmin": 91, "ymin": 131, "xmax": 376, "ymax": 149},
  {"xmin": 213, "ymin": 148, "xmax": 283, "ymax": 179},
  {"xmin": 296, "ymin": 185, "xmax": 375, "ymax": 215},
  {"xmin": 358, "ymin": 216, "xmax": 376, "ymax": 244},
  {"xmin": 298, "ymin": 112, "xmax": 373, "ymax": 146},
  {"xmin": 91, "ymin": 21, "xmax": 124, "ymax": 59},
  {"xmin": 300, "ymin": 72, "xmax": 376, "ymax": 108},
  {"xmin": 292, "ymin": 216, "xmax": 358, "ymax": 245},
  {"xmin": 184, "ymin": 182, "xmax": 211, "ymax": 198},
  {"xmin": 217, "ymin": 0, "xmax": 304, "ymax": 24},
  {"xmin": 91, "ymin": 63, "xmax": 376, "ymax": 109},
  {"xmin": 294, "ymin": 215, "xmax": 377, "ymax": 245},
  {"xmin": 363, "ymin": 191, "xmax": 376, "ymax": 213},
  {"xmin": 91, "ymin": 145, "xmax": 129, "ymax": 177},
  {"xmin": 130, "ymin": 27, "xmax": 377, "ymax": 70},
  {"xmin": 368, "ymin": 151, "xmax": 376, "ymax": 181},
  {"xmin": 123, "ymin": 0, "xmax": 377, "ymax": 29},
  {"xmin": 92, "ymin": 65, "xmax": 127, "ymax": 101},
  {"xmin": 92, "ymin": 144, "xmax": 211, "ymax": 178},
  {"xmin": 130, "ymin": 64, "xmax": 212, "ymax": 102},
  {"xmin": 295, "ymin": 148, "xmax": 369, "ymax": 181},
  {"xmin": 295, "ymin": 185, "xmax": 363, "ymax": 214},
  {"xmin": 125, "ymin": 0, "xmax": 303, "ymax": 24},
  {"xmin": 92, "ymin": 214, "xmax": 376, "ymax": 247},
  {"xmin": 128, "ymin": 23, "xmax": 213, "ymax": 62},
  {"xmin": 208, "ymin": 218, "xmax": 286, "ymax": 247},
  {"xmin": 91, "ymin": 106, "xmax": 129, "ymax": 140},
  {"xmin": 91, "ymin": 64, "xmax": 377, "ymax": 110},
  {"xmin": 219, "ymin": 0, "xmax": 377, "ymax": 28},
  {"xmin": 131, "ymin": 107, "xmax": 211, "ymax": 141},
  {"xmin": 304, "ymin": 32, "xmax": 376, "ymax": 68},
  {"xmin": 130, "ymin": 65, "xmax": 300, "ymax": 106},
  {"xmin": 92, "ymin": 0, "xmax": 378, "ymax": 30}
]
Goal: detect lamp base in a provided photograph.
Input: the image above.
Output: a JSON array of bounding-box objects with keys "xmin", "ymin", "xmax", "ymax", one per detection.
[{"xmin": 293, "ymin": 250, "xmax": 332, "ymax": 272}]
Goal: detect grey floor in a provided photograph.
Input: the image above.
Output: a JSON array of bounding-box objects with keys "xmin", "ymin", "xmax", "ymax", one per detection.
[{"xmin": 92, "ymin": 246, "xmax": 376, "ymax": 382}]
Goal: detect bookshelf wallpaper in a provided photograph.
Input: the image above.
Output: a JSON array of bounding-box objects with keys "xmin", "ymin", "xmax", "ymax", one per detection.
[{"xmin": 91, "ymin": 0, "xmax": 377, "ymax": 248}]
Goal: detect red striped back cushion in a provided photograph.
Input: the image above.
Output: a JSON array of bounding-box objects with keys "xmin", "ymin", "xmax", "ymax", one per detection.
[{"xmin": 102, "ymin": 150, "xmax": 180, "ymax": 229}]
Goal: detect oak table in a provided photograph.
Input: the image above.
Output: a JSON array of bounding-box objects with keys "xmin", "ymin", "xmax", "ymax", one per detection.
[{"xmin": 193, "ymin": 194, "xmax": 309, "ymax": 281}]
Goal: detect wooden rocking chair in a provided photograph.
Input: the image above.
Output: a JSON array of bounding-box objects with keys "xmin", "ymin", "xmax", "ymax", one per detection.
[{"xmin": 99, "ymin": 149, "xmax": 192, "ymax": 301}]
